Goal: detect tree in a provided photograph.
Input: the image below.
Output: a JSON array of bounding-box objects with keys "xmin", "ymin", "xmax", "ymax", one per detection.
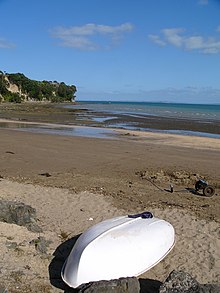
[{"xmin": 0, "ymin": 70, "xmax": 77, "ymax": 103}]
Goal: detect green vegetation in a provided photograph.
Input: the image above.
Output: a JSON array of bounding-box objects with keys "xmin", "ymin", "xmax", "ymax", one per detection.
[{"xmin": 0, "ymin": 70, "xmax": 76, "ymax": 103}]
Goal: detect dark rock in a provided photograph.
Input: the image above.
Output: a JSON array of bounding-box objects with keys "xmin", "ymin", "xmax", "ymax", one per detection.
[
  {"xmin": 5, "ymin": 241, "xmax": 18, "ymax": 249},
  {"xmin": 78, "ymin": 277, "xmax": 140, "ymax": 293},
  {"xmin": 159, "ymin": 271, "xmax": 220, "ymax": 293},
  {"xmin": 39, "ymin": 172, "xmax": 52, "ymax": 177},
  {"xmin": 139, "ymin": 278, "xmax": 162, "ymax": 293},
  {"xmin": 159, "ymin": 270, "xmax": 200, "ymax": 293},
  {"xmin": 200, "ymin": 284, "xmax": 220, "ymax": 293},
  {"xmin": 30, "ymin": 236, "xmax": 51, "ymax": 254},
  {"xmin": 0, "ymin": 200, "xmax": 42, "ymax": 232}
]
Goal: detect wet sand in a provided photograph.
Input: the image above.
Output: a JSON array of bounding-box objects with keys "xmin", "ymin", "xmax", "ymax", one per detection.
[{"xmin": 0, "ymin": 127, "xmax": 219, "ymax": 221}]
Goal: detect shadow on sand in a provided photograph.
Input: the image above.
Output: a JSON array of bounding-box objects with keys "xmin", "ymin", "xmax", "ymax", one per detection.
[
  {"xmin": 164, "ymin": 187, "xmax": 206, "ymax": 197},
  {"xmin": 49, "ymin": 234, "xmax": 81, "ymax": 293},
  {"xmin": 185, "ymin": 187, "xmax": 206, "ymax": 197},
  {"xmin": 49, "ymin": 235, "xmax": 162, "ymax": 293}
]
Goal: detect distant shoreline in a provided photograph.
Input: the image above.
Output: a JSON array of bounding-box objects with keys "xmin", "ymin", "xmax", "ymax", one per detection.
[{"xmin": 77, "ymin": 100, "xmax": 220, "ymax": 106}]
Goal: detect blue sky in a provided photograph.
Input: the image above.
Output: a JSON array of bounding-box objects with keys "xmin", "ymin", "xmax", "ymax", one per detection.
[{"xmin": 0, "ymin": 0, "xmax": 220, "ymax": 103}]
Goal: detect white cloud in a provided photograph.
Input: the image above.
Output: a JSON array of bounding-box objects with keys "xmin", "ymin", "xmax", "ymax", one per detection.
[
  {"xmin": 198, "ymin": 0, "xmax": 209, "ymax": 5},
  {"xmin": 0, "ymin": 37, "xmax": 15, "ymax": 49},
  {"xmin": 50, "ymin": 23, "xmax": 134, "ymax": 50},
  {"xmin": 148, "ymin": 34, "xmax": 166, "ymax": 46},
  {"xmin": 148, "ymin": 27, "xmax": 220, "ymax": 54},
  {"xmin": 162, "ymin": 28, "xmax": 185, "ymax": 47}
]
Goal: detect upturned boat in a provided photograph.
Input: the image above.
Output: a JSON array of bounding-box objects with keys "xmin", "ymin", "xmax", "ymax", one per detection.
[{"xmin": 62, "ymin": 211, "xmax": 175, "ymax": 288}]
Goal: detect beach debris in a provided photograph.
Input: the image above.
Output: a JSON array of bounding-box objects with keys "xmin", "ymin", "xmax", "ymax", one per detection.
[
  {"xmin": 201, "ymin": 204, "xmax": 209, "ymax": 208},
  {"xmin": 78, "ymin": 277, "xmax": 140, "ymax": 293},
  {"xmin": 30, "ymin": 236, "xmax": 51, "ymax": 254},
  {"xmin": 39, "ymin": 172, "xmax": 52, "ymax": 177},
  {"xmin": 170, "ymin": 184, "xmax": 174, "ymax": 193},
  {"xmin": 89, "ymin": 217, "xmax": 93, "ymax": 221},
  {"xmin": 136, "ymin": 169, "xmax": 204, "ymax": 186},
  {"xmin": 0, "ymin": 200, "xmax": 42, "ymax": 232},
  {"xmin": 128, "ymin": 181, "xmax": 133, "ymax": 187},
  {"xmin": 5, "ymin": 241, "xmax": 18, "ymax": 250},
  {"xmin": 159, "ymin": 270, "xmax": 220, "ymax": 293},
  {"xmin": 5, "ymin": 151, "xmax": 15, "ymax": 154},
  {"xmin": 24, "ymin": 265, "xmax": 31, "ymax": 270},
  {"xmin": 58, "ymin": 230, "xmax": 71, "ymax": 242},
  {"xmin": 90, "ymin": 186, "xmax": 105, "ymax": 193}
]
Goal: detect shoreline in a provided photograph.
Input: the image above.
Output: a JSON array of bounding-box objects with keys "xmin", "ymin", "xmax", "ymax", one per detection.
[
  {"xmin": 0, "ymin": 102, "xmax": 220, "ymax": 139},
  {"xmin": 0, "ymin": 118, "xmax": 220, "ymax": 151}
]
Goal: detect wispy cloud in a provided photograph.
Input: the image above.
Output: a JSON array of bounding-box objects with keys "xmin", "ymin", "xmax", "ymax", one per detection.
[
  {"xmin": 148, "ymin": 27, "xmax": 220, "ymax": 54},
  {"xmin": 197, "ymin": 0, "xmax": 209, "ymax": 5},
  {"xmin": 50, "ymin": 23, "xmax": 134, "ymax": 50},
  {"xmin": 0, "ymin": 37, "xmax": 15, "ymax": 49},
  {"xmin": 148, "ymin": 34, "xmax": 166, "ymax": 47}
]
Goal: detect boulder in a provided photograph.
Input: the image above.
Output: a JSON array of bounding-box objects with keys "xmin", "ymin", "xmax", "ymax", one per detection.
[
  {"xmin": 78, "ymin": 277, "xmax": 140, "ymax": 293},
  {"xmin": 0, "ymin": 200, "xmax": 42, "ymax": 232},
  {"xmin": 159, "ymin": 271, "xmax": 220, "ymax": 293},
  {"xmin": 200, "ymin": 284, "xmax": 220, "ymax": 293}
]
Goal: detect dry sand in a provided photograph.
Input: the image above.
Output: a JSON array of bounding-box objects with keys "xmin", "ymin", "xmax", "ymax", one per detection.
[{"xmin": 0, "ymin": 126, "xmax": 220, "ymax": 292}]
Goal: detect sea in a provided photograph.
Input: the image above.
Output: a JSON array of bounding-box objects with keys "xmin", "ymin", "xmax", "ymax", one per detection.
[
  {"xmin": 66, "ymin": 101, "xmax": 220, "ymax": 139},
  {"xmin": 73, "ymin": 101, "xmax": 220, "ymax": 121}
]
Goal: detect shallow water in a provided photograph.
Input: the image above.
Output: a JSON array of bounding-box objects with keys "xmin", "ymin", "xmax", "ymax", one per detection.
[
  {"xmin": 1, "ymin": 120, "xmax": 220, "ymax": 139},
  {"xmin": 0, "ymin": 122, "xmax": 116, "ymax": 139}
]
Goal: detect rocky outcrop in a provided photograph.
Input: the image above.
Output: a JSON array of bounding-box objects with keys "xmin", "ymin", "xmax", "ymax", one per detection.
[
  {"xmin": 78, "ymin": 278, "xmax": 140, "ymax": 293},
  {"xmin": 0, "ymin": 200, "xmax": 42, "ymax": 232},
  {"xmin": 63, "ymin": 271, "xmax": 220, "ymax": 293},
  {"xmin": 159, "ymin": 271, "xmax": 220, "ymax": 293},
  {"xmin": 4, "ymin": 76, "xmax": 23, "ymax": 96}
]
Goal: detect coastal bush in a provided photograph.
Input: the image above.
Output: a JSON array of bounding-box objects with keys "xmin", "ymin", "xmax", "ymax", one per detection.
[
  {"xmin": 0, "ymin": 70, "xmax": 77, "ymax": 102},
  {"xmin": 5, "ymin": 92, "xmax": 22, "ymax": 103}
]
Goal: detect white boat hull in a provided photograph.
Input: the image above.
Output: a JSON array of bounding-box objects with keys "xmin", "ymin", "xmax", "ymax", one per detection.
[{"xmin": 62, "ymin": 212, "xmax": 175, "ymax": 288}]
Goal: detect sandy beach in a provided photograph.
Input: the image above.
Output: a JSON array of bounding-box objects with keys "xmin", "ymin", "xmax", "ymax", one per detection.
[{"xmin": 0, "ymin": 112, "xmax": 220, "ymax": 292}]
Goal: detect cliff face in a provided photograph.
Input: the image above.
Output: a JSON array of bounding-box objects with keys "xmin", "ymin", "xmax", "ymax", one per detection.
[
  {"xmin": 0, "ymin": 71, "xmax": 77, "ymax": 103},
  {"xmin": 4, "ymin": 75, "xmax": 27, "ymax": 98}
]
